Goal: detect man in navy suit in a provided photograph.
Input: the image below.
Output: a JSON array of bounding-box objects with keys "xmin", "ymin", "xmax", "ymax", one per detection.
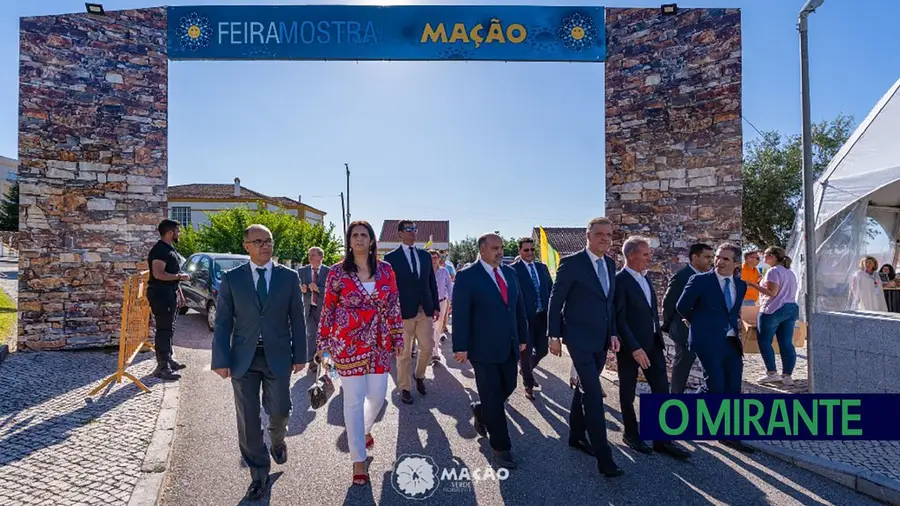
[
  {"xmin": 661, "ymin": 243, "xmax": 714, "ymax": 393},
  {"xmin": 548, "ymin": 217, "xmax": 623, "ymax": 478},
  {"xmin": 676, "ymin": 242, "xmax": 754, "ymax": 454},
  {"xmin": 511, "ymin": 237, "xmax": 553, "ymax": 400},
  {"xmin": 384, "ymin": 220, "xmax": 440, "ymax": 404},
  {"xmin": 452, "ymin": 233, "xmax": 528, "ymax": 469},
  {"xmin": 614, "ymin": 236, "xmax": 690, "ymax": 459}
]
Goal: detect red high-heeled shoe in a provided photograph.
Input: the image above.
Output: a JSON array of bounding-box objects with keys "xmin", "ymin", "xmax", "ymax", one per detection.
[{"xmin": 352, "ymin": 470, "xmax": 369, "ymax": 486}]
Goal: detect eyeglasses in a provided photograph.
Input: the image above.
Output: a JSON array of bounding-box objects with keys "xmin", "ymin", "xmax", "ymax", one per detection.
[{"xmin": 245, "ymin": 238, "xmax": 274, "ymax": 247}]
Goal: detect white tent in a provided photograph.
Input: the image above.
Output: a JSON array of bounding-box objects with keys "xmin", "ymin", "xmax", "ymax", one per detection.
[{"xmin": 788, "ymin": 77, "xmax": 900, "ymax": 317}]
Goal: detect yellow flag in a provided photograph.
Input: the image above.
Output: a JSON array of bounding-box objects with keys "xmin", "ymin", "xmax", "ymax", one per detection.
[
  {"xmin": 424, "ymin": 235, "xmax": 433, "ymax": 249},
  {"xmin": 539, "ymin": 227, "xmax": 559, "ymax": 280}
]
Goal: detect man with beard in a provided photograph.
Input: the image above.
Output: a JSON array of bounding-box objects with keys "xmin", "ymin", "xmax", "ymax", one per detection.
[{"xmin": 147, "ymin": 219, "xmax": 191, "ymax": 381}]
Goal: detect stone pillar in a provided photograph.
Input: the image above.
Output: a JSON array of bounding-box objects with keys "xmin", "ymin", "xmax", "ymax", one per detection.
[
  {"xmin": 604, "ymin": 8, "xmax": 742, "ymax": 386},
  {"xmin": 17, "ymin": 8, "xmax": 168, "ymax": 349}
]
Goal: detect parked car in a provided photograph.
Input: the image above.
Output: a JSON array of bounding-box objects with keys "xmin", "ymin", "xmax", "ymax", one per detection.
[{"xmin": 179, "ymin": 252, "xmax": 250, "ymax": 331}]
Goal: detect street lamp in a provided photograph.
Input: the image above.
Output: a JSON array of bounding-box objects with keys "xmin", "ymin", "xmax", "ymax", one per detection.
[{"xmin": 799, "ymin": 0, "xmax": 823, "ymax": 392}]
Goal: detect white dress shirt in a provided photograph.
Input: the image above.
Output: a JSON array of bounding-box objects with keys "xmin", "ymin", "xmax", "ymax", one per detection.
[
  {"xmin": 480, "ymin": 258, "xmax": 506, "ymax": 291},
  {"xmin": 585, "ymin": 248, "xmax": 610, "ymax": 295},
  {"xmin": 250, "ymin": 259, "xmax": 273, "ymax": 291},
  {"xmin": 690, "ymin": 264, "xmax": 704, "ymax": 275},
  {"xmin": 403, "ymin": 244, "xmax": 420, "ymax": 277},
  {"xmin": 715, "ymin": 271, "xmax": 737, "ymax": 337},
  {"xmin": 624, "ymin": 266, "xmax": 652, "ymax": 306}
]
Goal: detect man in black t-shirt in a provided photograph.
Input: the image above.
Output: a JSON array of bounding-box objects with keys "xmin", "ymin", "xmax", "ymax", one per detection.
[{"xmin": 147, "ymin": 219, "xmax": 191, "ymax": 380}]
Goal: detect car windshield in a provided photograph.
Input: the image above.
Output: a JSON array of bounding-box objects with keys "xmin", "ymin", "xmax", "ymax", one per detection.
[{"xmin": 213, "ymin": 258, "xmax": 247, "ymax": 279}]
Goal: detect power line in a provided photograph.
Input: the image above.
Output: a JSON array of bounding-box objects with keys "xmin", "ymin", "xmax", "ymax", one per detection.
[{"xmin": 742, "ymin": 115, "xmax": 765, "ymax": 138}]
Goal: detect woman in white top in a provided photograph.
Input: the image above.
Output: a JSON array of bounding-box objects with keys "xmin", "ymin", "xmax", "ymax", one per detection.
[{"xmin": 850, "ymin": 256, "xmax": 888, "ymax": 312}]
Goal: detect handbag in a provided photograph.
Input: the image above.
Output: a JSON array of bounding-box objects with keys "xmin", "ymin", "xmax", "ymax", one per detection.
[{"xmin": 307, "ymin": 358, "xmax": 336, "ymax": 410}]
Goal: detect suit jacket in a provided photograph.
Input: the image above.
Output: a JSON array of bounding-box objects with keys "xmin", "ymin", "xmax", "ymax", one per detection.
[
  {"xmin": 661, "ymin": 265, "xmax": 698, "ymax": 346},
  {"xmin": 451, "ymin": 262, "xmax": 528, "ymax": 364},
  {"xmin": 547, "ymin": 250, "xmax": 618, "ymax": 353},
  {"xmin": 615, "ymin": 269, "xmax": 665, "ymax": 353},
  {"xmin": 675, "ymin": 271, "xmax": 747, "ymax": 355},
  {"xmin": 211, "ymin": 262, "xmax": 308, "ymax": 379},
  {"xmin": 511, "ymin": 259, "xmax": 552, "ymax": 320},
  {"xmin": 384, "ymin": 246, "xmax": 440, "ymax": 320},
  {"xmin": 298, "ymin": 263, "xmax": 330, "ymax": 311}
]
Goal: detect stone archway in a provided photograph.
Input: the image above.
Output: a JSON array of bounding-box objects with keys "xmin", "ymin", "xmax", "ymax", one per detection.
[{"xmin": 16, "ymin": 6, "xmax": 740, "ymax": 350}]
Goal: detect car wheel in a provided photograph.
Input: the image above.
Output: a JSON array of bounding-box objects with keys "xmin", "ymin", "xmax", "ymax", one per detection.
[{"xmin": 207, "ymin": 301, "xmax": 216, "ymax": 332}]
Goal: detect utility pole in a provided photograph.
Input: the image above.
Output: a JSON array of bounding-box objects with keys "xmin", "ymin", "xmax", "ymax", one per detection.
[
  {"xmin": 345, "ymin": 163, "xmax": 351, "ymax": 226},
  {"xmin": 340, "ymin": 192, "xmax": 347, "ymax": 239},
  {"xmin": 799, "ymin": 0, "xmax": 824, "ymax": 393}
]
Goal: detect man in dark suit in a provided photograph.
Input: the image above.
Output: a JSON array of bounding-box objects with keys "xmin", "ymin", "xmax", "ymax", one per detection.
[
  {"xmin": 676, "ymin": 242, "xmax": 754, "ymax": 453},
  {"xmin": 661, "ymin": 243, "xmax": 714, "ymax": 394},
  {"xmin": 211, "ymin": 224, "xmax": 309, "ymax": 501},
  {"xmin": 384, "ymin": 220, "xmax": 440, "ymax": 404},
  {"xmin": 298, "ymin": 246, "xmax": 330, "ymax": 373},
  {"xmin": 452, "ymin": 233, "xmax": 528, "ymax": 469},
  {"xmin": 615, "ymin": 236, "xmax": 690, "ymax": 459},
  {"xmin": 511, "ymin": 237, "xmax": 552, "ymax": 400},
  {"xmin": 548, "ymin": 217, "xmax": 623, "ymax": 478}
]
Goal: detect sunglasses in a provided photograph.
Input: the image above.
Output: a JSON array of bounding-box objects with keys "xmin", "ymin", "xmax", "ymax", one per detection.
[
  {"xmin": 521, "ymin": 247, "xmax": 535, "ymax": 252},
  {"xmin": 403, "ymin": 226, "xmax": 417, "ymax": 232}
]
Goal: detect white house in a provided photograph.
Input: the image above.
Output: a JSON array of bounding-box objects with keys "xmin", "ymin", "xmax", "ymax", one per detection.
[
  {"xmin": 0, "ymin": 156, "xmax": 18, "ymax": 198},
  {"xmin": 167, "ymin": 178, "xmax": 326, "ymax": 228},
  {"xmin": 377, "ymin": 219, "xmax": 450, "ymax": 256}
]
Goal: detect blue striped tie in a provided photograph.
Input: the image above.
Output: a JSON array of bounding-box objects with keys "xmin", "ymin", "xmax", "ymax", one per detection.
[{"xmin": 529, "ymin": 264, "xmax": 542, "ymax": 312}]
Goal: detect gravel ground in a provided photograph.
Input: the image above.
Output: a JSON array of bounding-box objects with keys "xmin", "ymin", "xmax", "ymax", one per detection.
[{"xmin": 162, "ymin": 312, "xmax": 879, "ymax": 506}]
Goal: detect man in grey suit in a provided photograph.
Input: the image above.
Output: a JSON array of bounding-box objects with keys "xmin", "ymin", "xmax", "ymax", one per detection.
[
  {"xmin": 298, "ymin": 246, "xmax": 330, "ymax": 373},
  {"xmin": 211, "ymin": 224, "xmax": 308, "ymax": 501}
]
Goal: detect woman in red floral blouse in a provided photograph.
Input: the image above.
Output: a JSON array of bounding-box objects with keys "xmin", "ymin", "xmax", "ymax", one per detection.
[{"xmin": 316, "ymin": 220, "xmax": 403, "ymax": 486}]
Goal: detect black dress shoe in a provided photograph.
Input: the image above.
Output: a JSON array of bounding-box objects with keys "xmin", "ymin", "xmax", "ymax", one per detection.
[
  {"xmin": 598, "ymin": 463, "xmax": 624, "ymax": 478},
  {"xmin": 153, "ymin": 368, "xmax": 181, "ymax": 381},
  {"xmin": 470, "ymin": 404, "xmax": 487, "ymax": 437},
  {"xmin": 624, "ymin": 435, "xmax": 653, "ymax": 454},
  {"xmin": 416, "ymin": 378, "xmax": 427, "ymax": 395},
  {"xmin": 270, "ymin": 444, "xmax": 288, "ymax": 465},
  {"xmin": 245, "ymin": 476, "xmax": 269, "ymax": 501},
  {"xmin": 492, "ymin": 450, "xmax": 517, "ymax": 469},
  {"xmin": 722, "ymin": 440, "xmax": 755, "ymax": 454},
  {"xmin": 401, "ymin": 390, "xmax": 413, "ymax": 404},
  {"xmin": 654, "ymin": 442, "xmax": 691, "ymax": 460},
  {"xmin": 168, "ymin": 360, "xmax": 187, "ymax": 371},
  {"xmin": 524, "ymin": 386, "xmax": 535, "ymax": 400},
  {"xmin": 568, "ymin": 439, "xmax": 595, "ymax": 457}
]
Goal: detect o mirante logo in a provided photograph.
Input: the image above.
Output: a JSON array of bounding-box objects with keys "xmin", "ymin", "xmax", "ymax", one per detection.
[{"xmin": 179, "ymin": 12, "xmax": 211, "ymax": 51}]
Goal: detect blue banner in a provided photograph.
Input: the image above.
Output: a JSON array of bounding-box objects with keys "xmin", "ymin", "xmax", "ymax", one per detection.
[
  {"xmin": 167, "ymin": 5, "xmax": 606, "ymax": 62},
  {"xmin": 639, "ymin": 394, "xmax": 900, "ymax": 441}
]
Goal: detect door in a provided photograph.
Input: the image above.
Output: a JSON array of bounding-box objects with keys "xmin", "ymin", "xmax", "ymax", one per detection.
[
  {"xmin": 191, "ymin": 256, "xmax": 213, "ymax": 307},
  {"xmin": 181, "ymin": 254, "xmax": 202, "ymax": 309}
]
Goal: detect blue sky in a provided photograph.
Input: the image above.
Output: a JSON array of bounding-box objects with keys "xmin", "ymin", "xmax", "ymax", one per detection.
[{"xmin": 1, "ymin": 0, "xmax": 899, "ymax": 242}]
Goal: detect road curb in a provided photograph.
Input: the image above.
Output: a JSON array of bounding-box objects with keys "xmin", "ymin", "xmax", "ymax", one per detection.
[
  {"xmin": 128, "ymin": 380, "xmax": 180, "ymax": 506},
  {"xmin": 747, "ymin": 442, "xmax": 900, "ymax": 505},
  {"xmin": 0, "ymin": 344, "xmax": 8, "ymax": 365}
]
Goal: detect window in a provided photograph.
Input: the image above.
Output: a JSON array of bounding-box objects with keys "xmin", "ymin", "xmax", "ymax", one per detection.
[
  {"xmin": 5, "ymin": 173, "xmax": 16, "ymax": 182},
  {"xmin": 170, "ymin": 206, "xmax": 191, "ymax": 226},
  {"xmin": 197, "ymin": 256, "xmax": 211, "ymax": 273},
  {"xmin": 184, "ymin": 254, "xmax": 200, "ymax": 273}
]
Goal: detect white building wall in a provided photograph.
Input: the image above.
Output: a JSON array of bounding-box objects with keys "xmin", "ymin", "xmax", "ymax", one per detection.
[{"xmin": 168, "ymin": 200, "xmax": 324, "ymax": 228}]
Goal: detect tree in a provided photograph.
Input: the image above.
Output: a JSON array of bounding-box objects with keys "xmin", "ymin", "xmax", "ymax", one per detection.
[
  {"xmin": 742, "ymin": 114, "xmax": 854, "ymax": 249},
  {"xmin": 503, "ymin": 237, "xmax": 520, "ymax": 258},
  {"xmin": 449, "ymin": 237, "xmax": 478, "ymax": 265},
  {"xmin": 0, "ymin": 182, "xmax": 18, "ymax": 231},
  {"xmin": 173, "ymin": 202, "xmax": 343, "ymax": 265}
]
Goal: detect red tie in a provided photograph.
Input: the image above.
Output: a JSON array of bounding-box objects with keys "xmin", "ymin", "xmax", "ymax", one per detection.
[{"xmin": 494, "ymin": 267, "xmax": 508, "ymax": 305}]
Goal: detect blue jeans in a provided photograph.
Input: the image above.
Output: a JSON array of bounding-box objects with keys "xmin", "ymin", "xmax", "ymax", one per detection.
[{"xmin": 757, "ymin": 303, "xmax": 799, "ymax": 375}]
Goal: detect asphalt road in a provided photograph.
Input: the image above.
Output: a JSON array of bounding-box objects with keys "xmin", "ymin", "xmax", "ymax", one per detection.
[{"xmin": 161, "ymin": 312, "xmax": 877, "ymax": 506}]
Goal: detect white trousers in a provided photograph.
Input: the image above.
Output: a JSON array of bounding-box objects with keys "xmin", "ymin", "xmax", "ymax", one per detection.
[
  {"xmin": 342, "ymin": 373, "xmax": 388, "ymax": 463},
  {"xmin": 432, "ymin": 299, "xmax": 450, "ymax": 358}
]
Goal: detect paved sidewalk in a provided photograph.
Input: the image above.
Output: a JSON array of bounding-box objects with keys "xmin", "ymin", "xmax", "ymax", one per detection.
[{"xmin": 0, "ymin": 350, "xmax": 166, "ymax": 506}]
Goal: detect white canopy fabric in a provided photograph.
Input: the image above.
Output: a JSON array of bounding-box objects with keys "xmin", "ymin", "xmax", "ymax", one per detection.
[{"xmin": 788, "ymin": 78, "xmax": 900, "ymax": 318}]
